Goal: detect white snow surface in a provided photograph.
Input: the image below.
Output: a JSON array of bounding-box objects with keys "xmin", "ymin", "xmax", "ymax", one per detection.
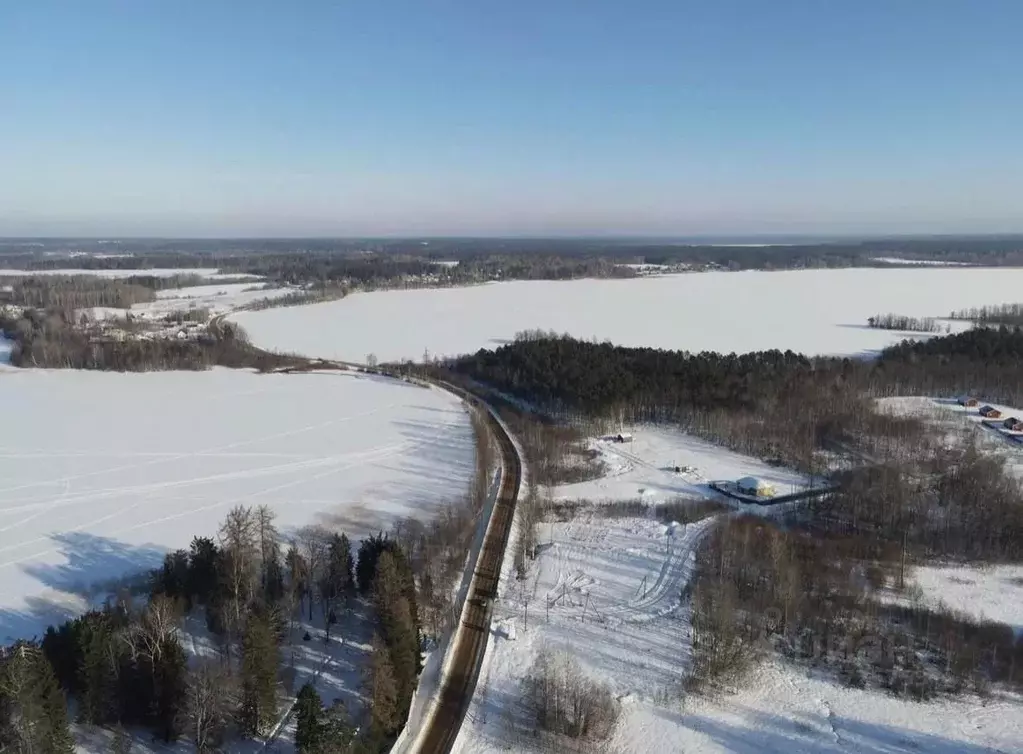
[
  {"xmin": 876, "ymin": 397, "xmax": 1023, "ymax": 635},
  {"xmin": 456, "ymin": 511, "xmax": 715, "ymax": 754},
  {"xmin": 871, "ymin": 257, "xmax": 973, "ymax": 266},
  {"xmin": 454, "ymin": 425, "xmax": 1023, "ymax": 754},
  {"xmin": 76, "ymin": 283, "xmax": 294, "ymax": 323},
  {"xmin": 609, "ymin": 661, "xmax": 1022, "ymax": 754},
  {"xmin": 557, "ymin": 428, "xmax": 809, "ymax": 503},
  {"xmin": 0, "ymin": 268, "xmax": 258, "ymax": 280},
  {"xmin": 907, "ymin": 563, "xmax": 1023, "ymax": 636},
  {"xmin": 0, "ymin": 368, "xmax": 473, "ymax": 642},
  {"xmin": 227, "ymin": 267, "xmax": 1023, "ymax": 363},
  {"xmin": 137, "ymin": 282, "xmax": 292, "ymax": 317}
]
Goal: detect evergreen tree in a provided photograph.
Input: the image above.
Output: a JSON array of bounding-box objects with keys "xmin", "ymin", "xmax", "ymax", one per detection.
[
  {"xmin": 286, "ymin": 545, "xmax": 310, "ymax": 618},
  {"xmin": 356, "ymin": 533, "xmax": 400, "ymax": 595},
  {"xmin": 77, "ymin": 614, "xmax": 118, "ymax": 725},
  {"xmin": 318, "ymin": 701, "xmax": 356, "ymax": 753},
  {"xmin": 0, "ymin": 643, "xmax": 75, "ymax": 754},
  {"xmin": 149, "ymin": 635, "xmax": 187, "ymax": 742},
  {"xmin": 365, "ymin": 638, "xmax": 400, "ymax": 740},
  {"xmin": 294, "ymin": 683, "xmax": 322, "ymax": 752},
  {"xmin": 239, "ymin": 613, "xmax": 279, "ymax": 737},
  {"xmin": 320, "ymin": 533, "xmax": 355, "ymax": 641},
  {"xmin": 372, "ymin": 551, "xmax": 422, "ymax": 720},
  {"xmin": 40, "ymin": 620, "xmax": 83, "ymax": 694},
  {"xmin": 188, "ymin": 536, "xmax": 220, "ymax": 605},
  {"xmin": 263, "ymin": 548, "xmax": 286, "ymax": 606},
  {"xmin": 154, "ymin": 550, "xmax": 190, "ymax": 606}
]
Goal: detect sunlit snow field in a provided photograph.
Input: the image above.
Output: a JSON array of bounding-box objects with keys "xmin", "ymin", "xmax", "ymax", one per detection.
[
  {"xmin": 231, "ymin": 267, "xmax": 1023, "ymax": 363},
  {"xmin": 0, "ymin": 368, "xmax": 473, "ymax": 641}
]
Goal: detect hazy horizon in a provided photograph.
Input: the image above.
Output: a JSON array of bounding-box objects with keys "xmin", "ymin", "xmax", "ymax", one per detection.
[{"xmin": 3, "ymin": 2, "xmax": 1022, "ymax": 237}]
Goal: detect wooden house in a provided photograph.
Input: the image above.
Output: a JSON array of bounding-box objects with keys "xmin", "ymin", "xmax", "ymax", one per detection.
[
  {"xmin": 979, "ymin": 405, "xmax": 1003, "ymax": 419},
  {"xmin": 957, "ymin": 396, "xmax": 979, "ymax": 407},
  {"xmin": 1004, "ymin": 417, "xmax": 1023, "ymax": 432}
]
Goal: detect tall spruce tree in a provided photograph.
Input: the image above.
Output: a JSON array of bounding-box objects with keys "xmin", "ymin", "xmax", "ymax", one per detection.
[
  {"xmin": 365, "ymin": 637, "xmax": 400, "ymax": 740},
  {"xmin": 77, "ymin": 614, "xmax": 118, "ymax": 725},
  {"xmin": 372, "ymin": 552, "xmax": 421, "ymax": 722},
  {"xmin": 294, "ymin": 683, "xmax": 322, "ymax": 752},
  {"xmin": 149, "ymin": 635, "xmax": 187, "ymax": 742},
  {"xmin": 321, "ymin": 533, "xmax": 355, "ymax": 641},
  {"xmin": 0, "ymin": 643, "xmax": 75, "ymax": 754},
  {"xmin": 239, "ymin": 613, "xmax": 279, "ymax": 737}
]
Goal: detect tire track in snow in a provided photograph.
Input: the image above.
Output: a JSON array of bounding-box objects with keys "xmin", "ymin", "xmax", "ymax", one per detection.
[
  {"xmin": 0, "ymin": 403, "xmax": 399, "ymax": 498},
  {"xmin": 0, "ymin": 406, "xmax": 463, "ymax": 572},
  {"xmin": 605, "ymin": 516, "xmax": 716, "ymax": 624}
]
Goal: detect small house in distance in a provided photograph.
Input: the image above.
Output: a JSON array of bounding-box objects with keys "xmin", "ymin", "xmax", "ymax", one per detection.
[
  {"xmin": 1004, "ymin": 417, "xmax": 1023, "ymax": 432},
  {"xmin": 736, "ymin": 476, "xmax": 776, "ymax": 499},
  {"xmin": 979, "ymin": 405, "xmax": 1003, "ymax": 419},
  {"xmin": 958, "ymin": 396, "xmax": 979, "ymax": 408},
  {"xmin": 613, "ymin": 433, "xmax": 634, "ymax": 443}
]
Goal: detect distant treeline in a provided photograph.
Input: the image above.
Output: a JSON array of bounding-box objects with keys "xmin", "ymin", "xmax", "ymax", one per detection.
[
  {"xmin": 867, "ymin": 313, "xmax": 943, "ymax": 333},
  {"xmin": 0, "ymin": 308, "xmax": 298, "ymax": 372},
  {"xmin": 0, "ymin": 273, "xmax": 218, "ymax": 313},
  {"xmin": 950, "ymin": 302, "xmax": 1023, "ymax": 327},
  {"xmin": 3, "ymin": 236, "xmax": 1023, "ymax": 282}
]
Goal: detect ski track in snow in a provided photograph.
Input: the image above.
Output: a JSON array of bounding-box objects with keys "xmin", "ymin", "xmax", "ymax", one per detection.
[
  {"xmin": 0, "ymin": 369, "xmax": 475, "ymax": 641},
  {"xmin": 454, "ymin": 425, "xmax": 1023, "ymax": 754}
]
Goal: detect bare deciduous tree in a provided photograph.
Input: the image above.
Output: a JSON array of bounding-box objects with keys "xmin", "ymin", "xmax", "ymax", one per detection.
[{"xmin": 187, "ymin": 662, "xmax": 231, "ymax": 754}]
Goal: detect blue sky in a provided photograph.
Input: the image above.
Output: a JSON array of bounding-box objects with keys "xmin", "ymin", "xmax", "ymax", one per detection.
[{"xmin": 1, "ymin": 1, "xmax": 1021, "ymax": 237}]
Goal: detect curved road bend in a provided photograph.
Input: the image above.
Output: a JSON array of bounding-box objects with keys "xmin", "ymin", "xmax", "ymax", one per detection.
[
  {"xmin": 210, "ymin": 320, "xmax": 523, "ymax": 752},
  {"xmin": 409, "ymin": 388, "xmax": 522, "ymax": 754}
]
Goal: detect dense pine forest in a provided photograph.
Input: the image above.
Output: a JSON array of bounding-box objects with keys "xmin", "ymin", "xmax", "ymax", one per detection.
[
  {"xmin": 445, "ymin": 329, "xmax": 1023, "ymax": 700},
  {"xmin": 451, "ymin": 327, "xmax": 1023, "ymax": 434},
  {"xmin": 447, "ymin": 329, "xmax": 1023, "ymax": 562}
]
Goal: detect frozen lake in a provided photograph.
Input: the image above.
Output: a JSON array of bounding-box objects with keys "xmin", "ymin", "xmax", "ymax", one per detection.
[
  {"xmin": 0, "ymin": 368, "xmax": 473, "ymax": 641},
  {"xmin": 232, "ymin": 267, "xmax": 1023, "ymax": 363}
]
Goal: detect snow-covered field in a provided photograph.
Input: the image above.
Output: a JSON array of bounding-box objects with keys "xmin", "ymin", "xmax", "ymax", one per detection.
[
  {"xmin": 877, "ymin": 397, "xmax": 1023, "ymax": 636},
  {"xmin": 871, "ymin": 257, "xmax": 973, "ymax": 267},
  {"xmin": 556, "ymin": 429, "xmax": 810, "ymax": 503},
  {"xmin": 457, "ymin": 512, "xmax": 712, "ymax": 753},
  {"xmin": 609, "ymin": 661, "xmax": 1022, "ymax": 754},
  {"xmin": 907, "ymin": 564, "xmax": 1023, "ymax": 637},
  {"xmin": 0, "ymin": 368, "xmax": 473, "ymax": 642},
  {"xmin": 81, "ymin": 282, "xmax": 294, "ymax": 322},
  {"xmin": 146, "ymin": 281, "xmax": 292, "ymax": 314},
  {"xmin": 0, "ymin": 268, "xmax": 258, "ymax": 280},
  {"xmin": 230, "ymin": 267, "xmax": 1023, "ymax": 363},
  {"xmin": 453, "ymin": 426, "xmax": 1023, "ymax": 754}
]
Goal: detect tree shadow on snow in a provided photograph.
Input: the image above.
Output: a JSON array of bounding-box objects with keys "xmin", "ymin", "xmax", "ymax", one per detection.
[
  {"xmin": 665, "ymin": 705, "xmax": 1008, "ymax": 754},
  {"xmin": 0, "ymin": 532, "xmax": 167, "ymax": 641},
  {"xmin": 21, "ymin": 531, "xmax": 167, "ymax": 598}
]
